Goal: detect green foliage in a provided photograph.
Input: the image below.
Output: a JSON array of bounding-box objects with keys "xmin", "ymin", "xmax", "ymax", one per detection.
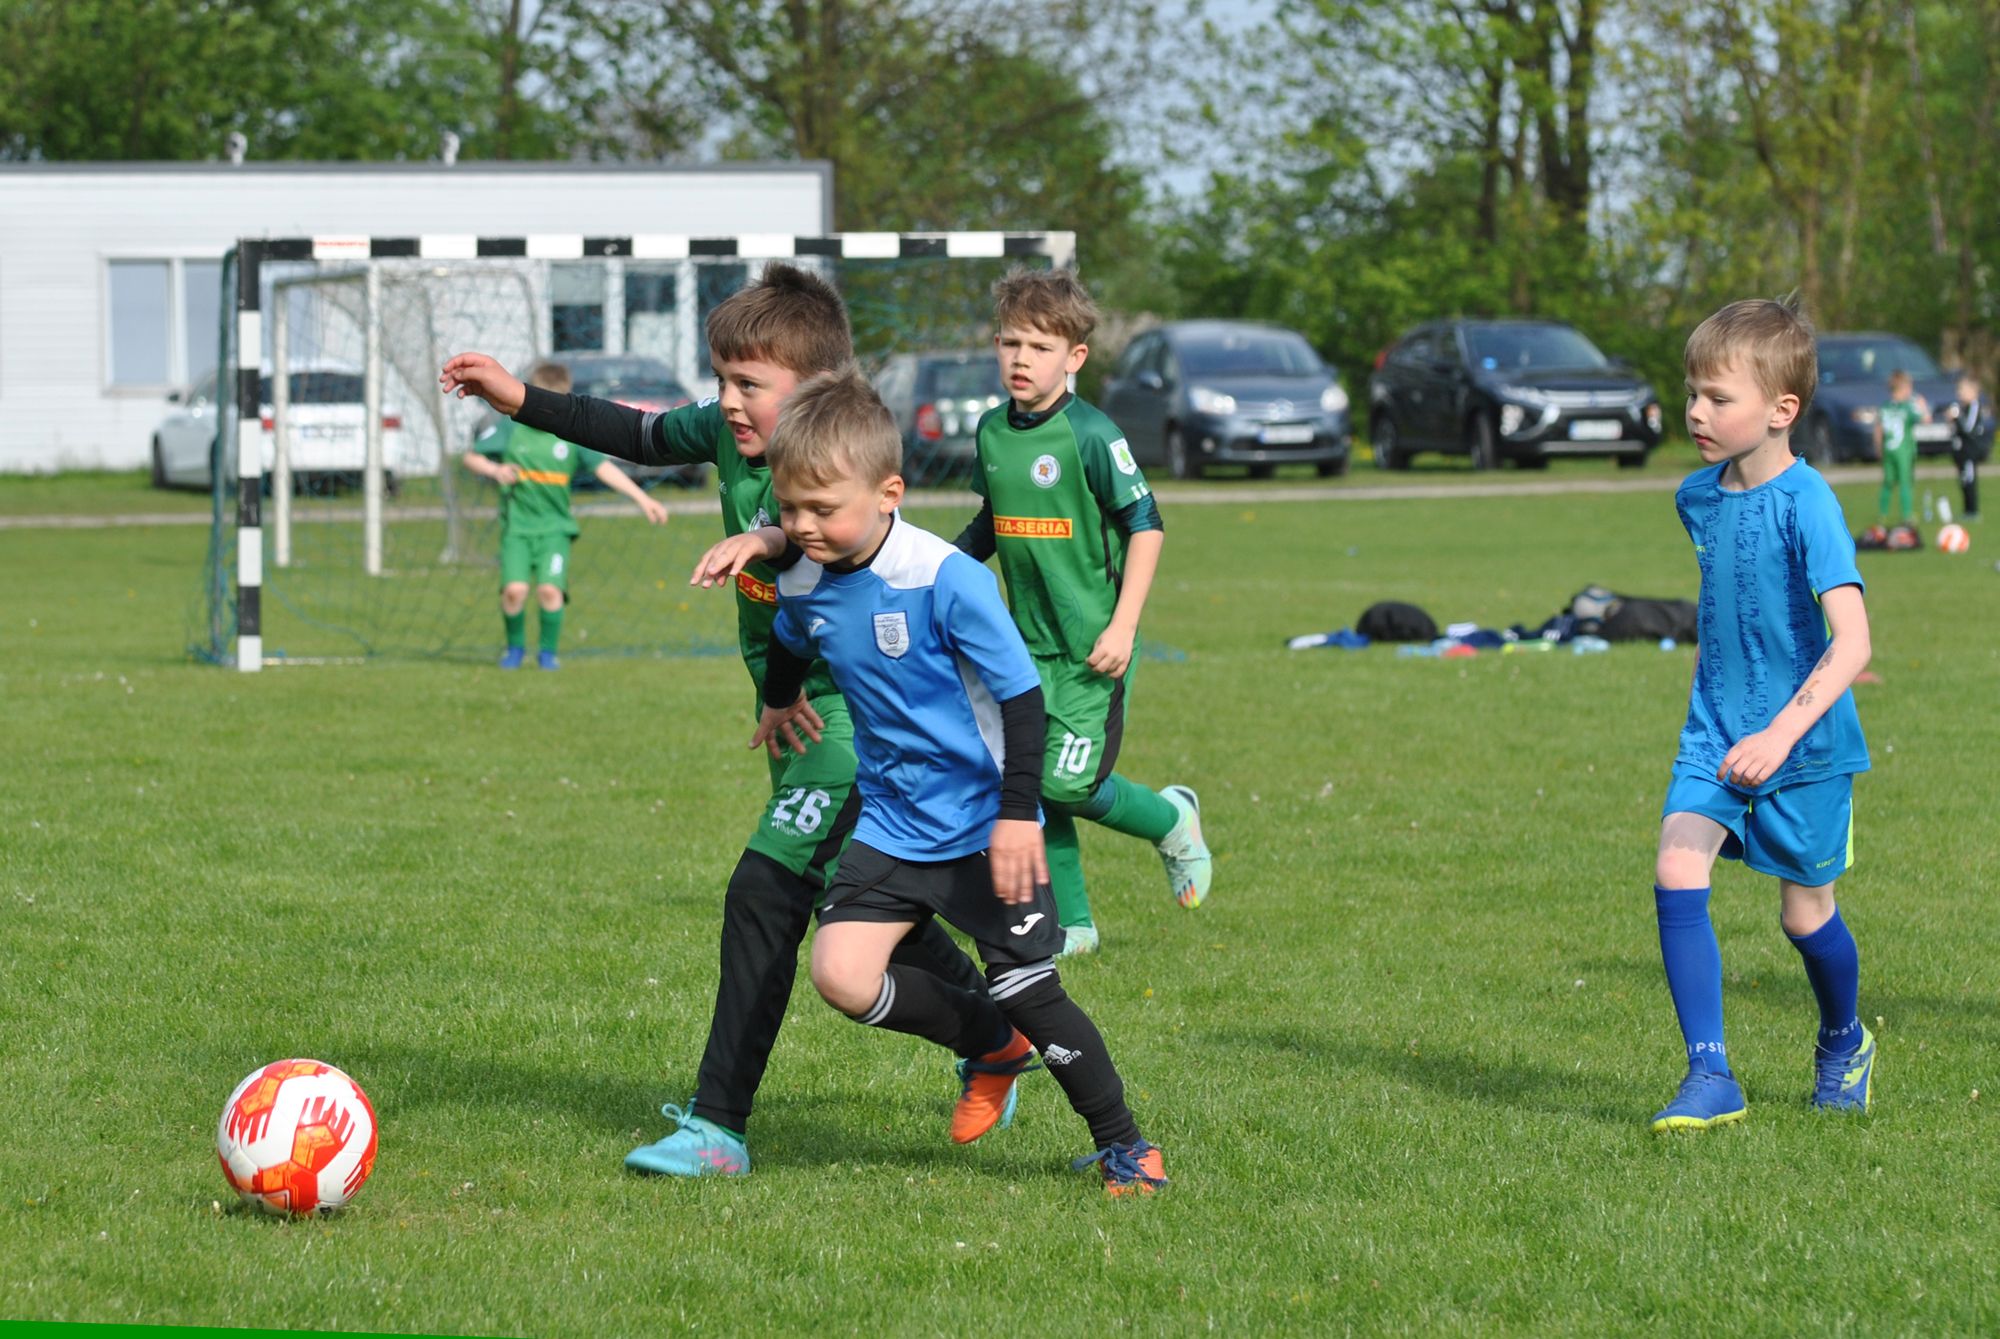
[{"xmin": 4, "ymin": 474, "xmax": 1997, "ymax": 1332}]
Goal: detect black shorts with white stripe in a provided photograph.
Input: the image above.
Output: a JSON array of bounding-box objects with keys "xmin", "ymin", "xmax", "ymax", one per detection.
[{"xmin": 819, "ymin": 841, "xmax": 1065, "ymax": 967}]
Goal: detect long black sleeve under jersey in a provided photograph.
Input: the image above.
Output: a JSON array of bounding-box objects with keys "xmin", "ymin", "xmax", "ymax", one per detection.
[{"xmin": 515, "ymin": 384, "xmax": 691, "ymax": 470}]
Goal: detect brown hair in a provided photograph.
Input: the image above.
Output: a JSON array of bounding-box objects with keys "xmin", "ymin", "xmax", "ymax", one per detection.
[
  {"xmin": 765, "ymin": 368, "xmax": 902, "ymax": 488},
  {"xmin": 1888, "ymin": 369, "xmax": 1913, "ymax": 391},
  {"xmin": 527, "ymin": 360, "xmax": 572, "ymax": 394},
  {"xmin": 992, "ymin": 266, "xmax": 1098, "ymax": 345},
  {"xmin": 705, "ymin": 262, "xmax": 853, "ymax": 375},
  {"xmin": 1684, "ymin": 298, "xmax": 1817, "ymax": 417}
]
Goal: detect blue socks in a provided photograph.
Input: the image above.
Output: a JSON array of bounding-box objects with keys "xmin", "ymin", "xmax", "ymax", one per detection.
[
  {"xmin": 1789, "ymin": 908, "xmax": 1862, "ymax": 1055},
  {"xmin": 1656, "ymin": 885, "xmax": 1729, "ymax": 1074}
]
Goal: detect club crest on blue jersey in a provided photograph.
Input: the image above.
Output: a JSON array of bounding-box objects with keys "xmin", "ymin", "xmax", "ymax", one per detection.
[{"xmin": 873, "ymin": 610, "xmax": 910, "ymax": 658}]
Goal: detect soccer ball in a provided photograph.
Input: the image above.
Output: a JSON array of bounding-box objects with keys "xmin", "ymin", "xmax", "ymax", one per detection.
[
  {"xmin": 216, "ymin": 1059, "xmax": 378, "ymax": 1215},
  {"xmin": 1937, "ymin": 523, "xmax": 1971, "ymax": 554}
]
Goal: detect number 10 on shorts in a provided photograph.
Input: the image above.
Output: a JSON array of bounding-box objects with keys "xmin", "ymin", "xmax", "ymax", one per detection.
[
  {"xmin": 772, "ymin": 787, "xmax": 831, "ymax": 834},
  {"xmin": 1055, "ymin": 732, "xmax": 1095, "ymax": 778}
]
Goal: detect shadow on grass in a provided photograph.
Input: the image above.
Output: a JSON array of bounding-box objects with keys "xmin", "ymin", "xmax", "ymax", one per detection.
[{"xmin": 1215, "ymin": 1026, "xmax": 1634, "ymax": 1126}]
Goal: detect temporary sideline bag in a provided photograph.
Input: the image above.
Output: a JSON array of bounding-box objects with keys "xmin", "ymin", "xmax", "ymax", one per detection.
[{"xmin": 1357, "ymin": 601, "xmax": 1439, "ymax": 643}]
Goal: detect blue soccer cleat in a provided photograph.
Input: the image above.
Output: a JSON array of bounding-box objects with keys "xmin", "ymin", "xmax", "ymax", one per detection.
[
  {"xmin": 1811, "ymin": 1026, "xmax": 1876, "ymax": 1113},
  {"xmin": 537, "ymin": 650, "xmax": 560, "ymax": 670},
  {"xmin": 1158, "ymin": 785, "xmax": 1212, "ymax": 909},
  {"xmin": 1650, "ymin": 1069, "xmax": 1748, "ymax": 1133},
  {"xmin": 624, "ymin": 1103, "xmax": 749, "ymax": 1177},
  {"xmin": 498, "ymin": 646, "xmax": 526, "ymax": 670},
  {"xmin": 1072, "ymin": 1139, "xmax": 1167, "ymax": 1196}
]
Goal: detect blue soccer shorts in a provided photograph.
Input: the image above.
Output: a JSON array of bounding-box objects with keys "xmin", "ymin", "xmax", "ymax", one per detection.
[{"xmin": 1662, "ymin": 769, "xmax": 1856, "ymax": 887}]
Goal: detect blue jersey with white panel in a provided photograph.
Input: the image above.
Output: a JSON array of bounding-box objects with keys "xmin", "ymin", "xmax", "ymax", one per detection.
[
  {"xmin": 773, "ymin": 517, "xmax": 1043, "ymax": 860},
  {"xmin": 1674, "ymin": 459, "xmax": 1870, "ymax": 793}
]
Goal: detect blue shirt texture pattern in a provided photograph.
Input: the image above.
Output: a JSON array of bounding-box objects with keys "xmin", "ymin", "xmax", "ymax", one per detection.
[
  {"xmin": 773, "ymin": 518, "xmax": 1043, "ymax": 860},
  {"xmin": 1675, "ymin": 460, "xmax": 1870, "ymax": 792}
]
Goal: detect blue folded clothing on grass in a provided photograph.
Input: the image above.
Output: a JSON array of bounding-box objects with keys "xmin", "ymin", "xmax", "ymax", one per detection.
[{"xmin": 1286, "ymin": 628, "xmax": 1372, "ymax": 650}]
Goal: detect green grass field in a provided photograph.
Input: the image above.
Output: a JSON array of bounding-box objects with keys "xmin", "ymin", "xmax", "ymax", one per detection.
[{"xmin": 3, "ymin": 465, "xmax": 1996, "ymax": 1335}]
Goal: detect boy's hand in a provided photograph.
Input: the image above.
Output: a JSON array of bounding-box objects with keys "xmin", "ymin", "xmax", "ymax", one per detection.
[
  {"xmin": 492, "ymin": 463, "xmax": 520, "ymax": 486},
  {"xmin": 1086, "ymin": 621, "xmax": 1137, "ymax": 677},
  {"xmin": 439, "ymin": 352, "xmax": 526, "ymax": 416},
  {"xmin": 748, "ymin": 696, "xmax": 826, "ymax": 760},
  {"xmin": 988, "ymin": 819, "xmax": 1048, "ymax": 905},
  {"xmin": 690, "ymin": 530, "xmax": 783, "ymax": 588},
  {"xmin": 1717, "ymin": 728, "xmax": 1794, "ymax": 789},
  {"xmin": 637, "ymin": 496, "xmax": 669, "ymax": 525}
]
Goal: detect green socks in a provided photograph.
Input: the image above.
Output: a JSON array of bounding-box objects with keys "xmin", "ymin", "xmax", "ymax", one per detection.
[
  {"xmin": 1089, "ymin": 774, "xmax": 1178, "ymax": 844},
  {"xmin": 538, "ymin": 605, "xmax": 564, "ymax": 654},
  {"xmin": 503, "ymin": 609, "xmax": 526, "ymax": 649},
  {"xmin": 1043, "ymin": 809, "xmax": 1093, "ymax": 929}
]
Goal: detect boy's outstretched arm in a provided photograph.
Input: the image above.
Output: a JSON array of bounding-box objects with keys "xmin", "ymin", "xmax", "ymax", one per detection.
[
  {"xmin": 1087, "ymin": 527, "xmax": 1162, "ymax": 677},
  {"xmin": 691, "ymin": 527, "xmax": 789, "ymax": 588},
  {"xmin": 1718, "ymin": 584, "xmax": 1871, "ymax": 787},
  {"xmin": 441, "ymin": 351, "xmax": 699, "ymax": 471},
  {"xmin": 440, "ymin": 353, "xmax": 527, "ymax": 416},
  {"xmin": 591, "ymin": 459, "xmax": 669, "ymax": 524}
]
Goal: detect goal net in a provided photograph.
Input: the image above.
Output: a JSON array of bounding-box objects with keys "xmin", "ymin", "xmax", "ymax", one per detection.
[{"xmin": 193, "ymin": 233, "xmax": 1075, "ymax": 669}]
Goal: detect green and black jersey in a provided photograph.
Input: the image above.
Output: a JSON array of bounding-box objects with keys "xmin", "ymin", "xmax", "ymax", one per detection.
[
  {"xmin": 513, "ymin": 388, "xmax": 836, "ymax": 703},
  {"xmin": 473, "ymin": 419, "xmax": 605, "ymax": 538},
  {"xmin": 964, "ymin": 394, "xmax": 1160, "ymax": 662}
]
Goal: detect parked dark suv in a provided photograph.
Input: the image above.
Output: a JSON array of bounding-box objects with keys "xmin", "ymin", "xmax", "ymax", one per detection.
[
  {"xmin": 872, "ymin": 351, "xmax": 1007, "ymax": 486},
  {"xmin": 1367, "ymin": 320, "xmax": 1664, "ymax": 469},
  {"xmin": 1098, "ymin": 321, "xmax": 1352, "ymax": 479},
  {"xmin": 1798, "ymin": 333, "xmax": 1958, "ymax": 464}
]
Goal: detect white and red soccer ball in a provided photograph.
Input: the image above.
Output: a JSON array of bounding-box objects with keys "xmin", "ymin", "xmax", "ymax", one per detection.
[
  {"xmin": 216, "ymin": 1059, "xmax": 377, "ymax": 1215},
  {"xmin": 1937, "ymin": 523, "xmax": 1971, "ymax": 554}
]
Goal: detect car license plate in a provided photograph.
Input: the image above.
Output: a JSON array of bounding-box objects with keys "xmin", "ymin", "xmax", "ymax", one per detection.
[
  {"xmin": 1259, "ymin": 423, "xmax": 1315, "ymax": 445},
  {"xmin": 1914, "ymin": 423, "xmax": 1950, "ymax": 442},
  {"xmin": 1568, "ymin": 419, "xmax": 1622, "ymax": 441}
]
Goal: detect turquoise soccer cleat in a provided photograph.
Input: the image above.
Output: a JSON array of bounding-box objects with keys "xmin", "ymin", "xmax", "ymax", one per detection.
[
  {"xmin": 1057, "ymin": 924, "xmax": 1100, "ymax": 958},
  {"xmin": 1650, "ymin": 1069, "xmax": 1748, "ymax": 1133},
  {"xmin": 624, "ymin": 1103, "xmax": 750, "ymax": 1177},
  {"xmin": 1158, "ymin": 785, "xmax": 1212, "ymax": 909},
  {"xmin": 1811, "ymin": 1026, "xmax": 1876, "ymax": 1113}
]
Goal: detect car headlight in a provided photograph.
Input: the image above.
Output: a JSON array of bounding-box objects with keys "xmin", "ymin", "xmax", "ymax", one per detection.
[
  {"xmin": 1850, "ymin": 407, "xmax": 1878, "ymax": 426},
  {"xmin": 1645, "ymin": 403, "xmax": 1663, "ymax": 433},
  {"xmin": 1320, "ymin": 384, "xmax": 1349, "ymax": 414},
  {"xmin": 1499, "ymin": 404, "xmax": 1526, "ymax": 436},
  {"xmin": 1497, "ymin": 384, "xmax": 1548, "ymax": 406},
  {"xmin": 1188, "ymin": 386, "xmax": 1236, "ymax": 415}
]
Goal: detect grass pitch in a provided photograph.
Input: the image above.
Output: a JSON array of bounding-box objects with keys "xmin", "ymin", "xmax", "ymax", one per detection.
[{"xmin": 2, "ymin": 464, "xmax": 1996, "ymax": 1335}]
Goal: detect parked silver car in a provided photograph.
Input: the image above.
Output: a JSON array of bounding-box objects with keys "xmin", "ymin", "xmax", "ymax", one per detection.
[{"xmin": 151, "ymin": 364, "xmax": 406, "ymax": 490}]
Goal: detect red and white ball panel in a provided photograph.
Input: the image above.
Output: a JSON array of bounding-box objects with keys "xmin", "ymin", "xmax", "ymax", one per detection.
[
  {"xmin": 1937, "ymin": 523, "xmax": 1970, "ymax": 554},
  {"xmin": 216, "ymin": 1059, "xmax": 377, "ymax": 1215}
]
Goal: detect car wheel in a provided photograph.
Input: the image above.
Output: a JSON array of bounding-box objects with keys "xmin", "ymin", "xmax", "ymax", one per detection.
[
  {"xmin": 1166, "ymin": 426, "xmax": 1199, "ymax": 480},
  {"xmin": 1372, "ymin": 416, "xmax": 1406, "ymax": 471},
  {"xmin": 1804, "ymin": 416, "xmax": 1835, "ymax": 466},
  {"xmin": 1248, "ymin": 463, "xmax": 1276, "ymax": 480},
  {"xmin": 150, "ymin": 438, "xmax": 167, "ymax": 489},
  {"xmin": 1316, "ymin": 456, "xmax": 1348, "ymax": 478},
  {"xmin": 1467, "ymin": 413, "xmax": 1499, "ymax": 470}
]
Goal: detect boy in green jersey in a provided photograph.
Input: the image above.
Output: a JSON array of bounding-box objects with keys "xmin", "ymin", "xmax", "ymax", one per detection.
[
  {"xmin": 956, "ymin": 268, "xmax": 1213, "ymax": 956},
  {"xmin": 1872, "ymin": 369, "xmax": 1929, "ymax": 527},
  {"xmin": 460, "ymin": 360, "xmax": 669, "ymax": 669},
  {"xmin": 439, "ymin": 267, "xmax": 997, "ymax": 1176}
]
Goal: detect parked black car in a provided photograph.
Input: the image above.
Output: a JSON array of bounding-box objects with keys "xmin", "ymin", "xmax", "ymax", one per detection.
[
  {"xmin": 1798, "ymin": 333, "xmax": 1958, "ymax": 464},
  {"xmin": 1098, "ymin": 321, "xmax": 1352, "ymax": 479},
  {"xmin": 472, "ymin": 352, "xmax": 701, "ymax": 487},
  {"xmin": 1367, "ymin": 320, "xmax": 1664, "ymax": 469},
  {"xmin": 871, "ymin": 351, "xmax": 1007, "ymax": 485}
]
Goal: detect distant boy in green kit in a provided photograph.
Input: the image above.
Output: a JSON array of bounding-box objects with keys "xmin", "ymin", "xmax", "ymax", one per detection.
[
  {"xmin": 957, "ymin": 269, "xmax": 1212, "ymax": 956},
  {"xmin": 460, "ymin": 360, "xmax": 667, "ymax": 669},
  {"xmin": 1872, "ymin": 369, "xmax": 1928, "ymax": 528}
]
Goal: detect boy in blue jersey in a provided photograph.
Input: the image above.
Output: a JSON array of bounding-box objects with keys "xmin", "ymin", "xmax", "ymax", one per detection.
[
  {"xmin": 752, "ymin": 368, "xmax": 1167, "ymax": 1193},
  {"xmin": 1650, "ymin": 298, "xmax": 1877, "ymax": 1134}
]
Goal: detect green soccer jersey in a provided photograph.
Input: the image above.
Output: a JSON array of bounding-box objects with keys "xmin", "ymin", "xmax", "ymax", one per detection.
[
  {"xmin": 1879, "ymin": 399, "xmax": 1923, "ymax": 456},
  {"xmin": 475, "ymin": 419, "xmax": 606, "ymax": 537},
  {"xmin": 645, "ymin": 399, "xmax": 838, "ymax": 702},
  {"xmin": 974, "ymin": 396, "xmax": 1153, "ymax": 661}
]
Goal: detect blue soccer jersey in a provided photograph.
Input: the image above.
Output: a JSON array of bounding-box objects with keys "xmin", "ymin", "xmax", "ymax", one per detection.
[
  {"xmin": 772, "ymin": 517, "xmax": 1043, "ymax": 861},
  {"xmin": 1674, "ymin": 459, "xmax": 1870, "ymax": 792}
]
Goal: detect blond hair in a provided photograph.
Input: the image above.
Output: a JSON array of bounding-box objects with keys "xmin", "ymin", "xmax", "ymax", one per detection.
[
  {"xmin": 765, "ymin": 368, "xmax": 902, "ymax": 488},
  {"xmin": 706, "ymin": 262, "xmax": 853, "ymax": 376},
  {"xmin": 993, "ymin": 266, "xmax": 1098, "ymax": 345},
  {"xmin": 1685, "ymin": 299, "xmax": 1817, "ymax": 416},
  {"xmin": 527, "ymin": 360, "xmax": 572, "ymax": 394}
]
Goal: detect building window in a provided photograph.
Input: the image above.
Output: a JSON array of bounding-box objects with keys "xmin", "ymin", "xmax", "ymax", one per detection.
[
  {"xmin": 551, "ymin": 262, "xmax": 605, "ymax": 353},
  {"xmin": 106, "ymin": 257, "xmax": 227, "ymax": 389},
  {"xmin": 625, "ymin": 266, "xmax": 678, "ymax": 361}
]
